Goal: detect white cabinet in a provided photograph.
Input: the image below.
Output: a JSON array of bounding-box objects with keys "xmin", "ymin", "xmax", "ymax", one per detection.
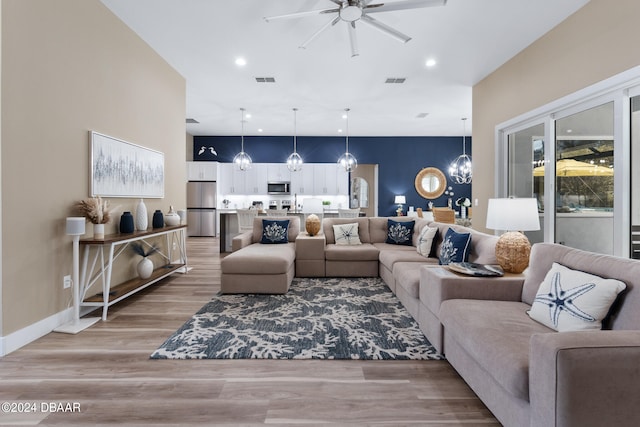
[
  {"xmin": 314, "ymin": 164, "xmax": 349, "ymax": 195},
  {"xmin": 218, "ymin": 162, "xmax": 244, "ymax": 195},
  {"xmin": 244, "ymin": 163, "xmax": 267, "ymax": 195},
  {"xmin": 290, "ymin": 165, "xmax": 315, "ymax": 194},
  {"xmin": 267, "ymin": 163, "xmax": 291, "ymax": 182},
  {"xmin": 187, "ymin": 161, "xmax": 218, "ymax": 181}
]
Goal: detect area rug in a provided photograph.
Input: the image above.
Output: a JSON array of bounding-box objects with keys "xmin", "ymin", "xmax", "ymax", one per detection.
[{"xmin": 150, "ymin": 277, "xmax": 442, "ymax": 360}]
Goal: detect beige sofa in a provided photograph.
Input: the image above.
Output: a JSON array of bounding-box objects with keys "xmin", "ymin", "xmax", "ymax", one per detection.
[
  {"xmin": 220, "ymin": 216, "xmax": 300, "ymax": 294},
  {"xmin": 422, "ymin": 242, "xmax": 640, "ymax": 427}
]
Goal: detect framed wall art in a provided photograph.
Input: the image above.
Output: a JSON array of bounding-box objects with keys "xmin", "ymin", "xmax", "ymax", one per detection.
[{"xmin": 90, "ymin": 131, "xmax": 164, "ymax": 198}]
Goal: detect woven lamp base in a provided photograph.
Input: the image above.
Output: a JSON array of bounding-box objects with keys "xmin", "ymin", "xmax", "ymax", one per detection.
[
  {"xmin": 495, "ymin": 231, "xmax": 531, "ymax": 274},
  {"xmin": 305, "ymin": 214, "xmax": 321, "ymax": 236}
]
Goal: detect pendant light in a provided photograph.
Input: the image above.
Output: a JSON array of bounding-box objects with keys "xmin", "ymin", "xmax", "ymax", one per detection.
[
  {"xmin": 449, "ymin": 117, "xmax": 472, "ymax": 184},
  {"xmin": 337, "ymin": 108, "xmax": 357, "ymax": 172},
  {"xmin": 286, "ymin": 108, "xmax": 303, "ymax": 172},
  {"xmin": 233, "ymin": 108, "xmax": 252, "ymax": 171}
]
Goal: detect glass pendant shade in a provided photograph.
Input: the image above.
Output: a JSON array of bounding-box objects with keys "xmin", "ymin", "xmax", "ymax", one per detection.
[
  {"xmin": 287, "ymin": 108, "xmax": 303, "ymax": 172},
  {"xmin": 234, "ymin": 108, "xmax": 252, "ymax": 171},
  {"xmin": 449, "ymin": 117, "xmax": 472, "ymax": 184},
  {"xmin": 338, "ymin": 108, "xmax": 357, "ymax": 172}
]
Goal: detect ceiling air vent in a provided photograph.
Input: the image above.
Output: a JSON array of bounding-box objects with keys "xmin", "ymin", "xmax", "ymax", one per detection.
[
  {"xmin": 186, "ymin": 118, "xmax": 199, "ymax": 124},
  {"xmin": 385, "ymin": 78, "xmax": 406, "ymax": 84},
  {"xmin": 255, "ymin": 77, "xmax": 276, "ymax": 83},
  {"xmin": 416, "ymin": 112, "xmax": 429, "ymax": 119}
]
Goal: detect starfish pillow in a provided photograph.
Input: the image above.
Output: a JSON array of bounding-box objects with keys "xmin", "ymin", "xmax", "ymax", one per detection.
[{"xmin": 528, "ymin": 262, "xmax": 626, "ymax": 332}]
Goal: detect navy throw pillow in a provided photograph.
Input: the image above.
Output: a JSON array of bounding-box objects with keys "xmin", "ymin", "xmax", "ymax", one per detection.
[
  {"xmin": 386, "ymin": 219, "xmax": 415, "ymax": 246},
  {"xmin": 261, "ymin": 219, "xmax": 290, "ymax": 244},
  {"xmin": 439, "ymin": 227, "xmax": 472, "ymax": 265}
]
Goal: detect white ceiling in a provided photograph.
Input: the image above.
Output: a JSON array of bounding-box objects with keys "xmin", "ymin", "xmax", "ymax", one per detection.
[{"xmin": 101, "ymin": 0, "xmax": 590, "ymax": 137}]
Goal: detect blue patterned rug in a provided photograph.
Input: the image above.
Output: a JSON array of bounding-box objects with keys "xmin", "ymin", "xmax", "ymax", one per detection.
[{"xmin": 150, "ymin": 277, "xmax": 442, "ymax": 360}]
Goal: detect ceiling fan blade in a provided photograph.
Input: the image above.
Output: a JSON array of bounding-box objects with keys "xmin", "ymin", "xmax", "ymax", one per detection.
[
  {"xmin": 299, "ymin": 16, "xmax": 341, "ymax": 49},
  {"xmin": 264, "ymin": 7, "xmax": 339, "ymax": 22},
  {"xmin": 365, "ymin": 0, "xmax": 446, "ymax": 14},
  {"xmin": 360, "ymin": 14, "xmax": 411, "ymax": 43},
  {"xmin": 347, "ymin": 22, "xmax": 359, "ymax": 57}
]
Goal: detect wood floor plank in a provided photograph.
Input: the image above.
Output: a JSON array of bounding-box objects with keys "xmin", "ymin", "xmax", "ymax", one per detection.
[{"xmin": 0, "ymin": 237, "xmax": 498, "ymax": 425}]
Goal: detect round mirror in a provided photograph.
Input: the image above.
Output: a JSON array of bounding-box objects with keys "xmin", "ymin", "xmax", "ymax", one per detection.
[{"xmin": 415, "ymin": 167, "xmax": 447, "ymax": 199}]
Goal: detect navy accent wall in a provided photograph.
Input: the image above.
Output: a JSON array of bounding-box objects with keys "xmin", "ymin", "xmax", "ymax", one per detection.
[{"xmin": 194, "ymin": 135, "xmax": 472, "ymax": 217}]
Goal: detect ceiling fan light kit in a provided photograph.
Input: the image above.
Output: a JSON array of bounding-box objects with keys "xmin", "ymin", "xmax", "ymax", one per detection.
[{"xmin": 264, "ymin": 0, "xmax": 447, "ymax": 57}]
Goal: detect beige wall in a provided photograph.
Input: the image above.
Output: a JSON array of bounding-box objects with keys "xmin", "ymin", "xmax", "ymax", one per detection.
[
  {"xmin": 473, "ymin": 0, "xmax": 640, "ymax": 233},
  {"xmin": 1, "ymin": 0, "xmax": 186, "ymax": 335}
]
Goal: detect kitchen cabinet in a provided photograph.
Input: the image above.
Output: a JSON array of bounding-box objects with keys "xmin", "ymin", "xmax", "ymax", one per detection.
[
  {"xmin": 245, "ymin": 163, "xmax": 268, "ymax": 194},
  {"xmin": 267, "ymin": 163, "xmax": 291, "ymax": 182},
  {"xmin": 187, "ymin": 161, "xmax": 218, "ymax": 181},
  {"xmin": 218, "ymin": 162, "xmax": 244, "ymax": 194},
  {"xmin": 290, "ymin": 164, "xmax": 315, "ymax": 194},
  {"xmin": 314, "ymin": 164, "xmax": 349, "ymax": 195}
]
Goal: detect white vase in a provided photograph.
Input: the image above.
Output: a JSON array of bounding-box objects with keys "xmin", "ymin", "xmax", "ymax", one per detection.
[
  {"xmin": 136, "ymin": 198, "xmax": 148, "ymax": 231},
  {"xmin": 93, "ymin": 223, "xmax": 105, "ymax": 239},
  {"xmin": 137, "ymin": 257, "xmax": 153, "ymax": 279}
]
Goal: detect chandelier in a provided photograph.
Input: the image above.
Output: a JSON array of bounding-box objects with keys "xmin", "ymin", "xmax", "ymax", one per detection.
[
  {"xmin": 232, "ymin": 108, "xmax": 252, "ymax": 171},
  {"xmin": 449, "ymin": 117, "xmax": 472, "ymax": 184},
  {"xmin": 337, "ymin": 108, "xmax": 357, "ymax": 172},
  {"xmin": 286, "ymin": 108, "xmax": 303, "ymax": 172}
]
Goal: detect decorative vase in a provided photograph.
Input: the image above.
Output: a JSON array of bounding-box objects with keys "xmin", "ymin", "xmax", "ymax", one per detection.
[
  {"xmin": 460, "ymin": 206, "xmax": 467, "ymax": 219},
  {"xmin": 120, "ymin": 211, "xmax": 135, "ymax": 233},
  {"xmin": 93, "ymin": 223, "xmax": 105, "ymax": 240},
  {"xmin": 305, "ymin": 214, "xmax": 321, "ymax": 236},
  {"xmin": 137, "ymin": 257, "xmax": 153, "ymax": 279},
  {"xmin": 164, "ymin": 205, "xmax": 180, "ymax": 226},
  {"xmin": 135, "ymin": 198, "xmax": 148, "ymax": 231},
  {"xmin": 152, "ymin": 210, "xmax": 164, "ymax": 228}
]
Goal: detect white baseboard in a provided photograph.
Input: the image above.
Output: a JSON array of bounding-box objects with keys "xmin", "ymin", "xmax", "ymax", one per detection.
[{"xmin": 0, "ymin": 307, "xmax": 73, "ymax": 357}]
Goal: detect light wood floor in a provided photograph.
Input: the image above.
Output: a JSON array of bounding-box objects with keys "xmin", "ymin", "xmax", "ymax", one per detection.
[{"xmin": 0, "ymin": 238, "xmax": 499, "ymax": 426}]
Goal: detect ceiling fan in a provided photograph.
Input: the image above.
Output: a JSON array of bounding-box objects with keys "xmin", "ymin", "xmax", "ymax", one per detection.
[{"xmin": 264, "ymin": 0, "xmax": 447, "ymax": 57}]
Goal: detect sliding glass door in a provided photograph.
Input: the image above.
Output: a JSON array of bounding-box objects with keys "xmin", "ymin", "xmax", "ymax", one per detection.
[{"xmin": 554, "ymin": 102, "xmax": 614, "ymax": 254}]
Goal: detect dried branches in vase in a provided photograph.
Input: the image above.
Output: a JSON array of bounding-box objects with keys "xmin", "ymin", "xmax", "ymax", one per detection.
[{"xmin": 75, "ymin": 196, "xmax": 112, "ymax": 224}]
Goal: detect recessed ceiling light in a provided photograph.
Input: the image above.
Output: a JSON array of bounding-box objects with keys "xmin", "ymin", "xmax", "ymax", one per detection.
[
  {"xmin": 425, "ymin": 58, "xmax": 437, "ymax": 67},
  {"xmin": 245, "ymin": 113, "xmax": 252, "ymax": 119},
  {"xmin": 235, "ymin": 57, "xmax": 247, "ymax": 66},
  {"xmin": 258, "ymin": 128, "xmax": 263, "ymax": 133},
  {"xmin": 338, "ymin": 129, "xmax": 343, "ymax": 133}
]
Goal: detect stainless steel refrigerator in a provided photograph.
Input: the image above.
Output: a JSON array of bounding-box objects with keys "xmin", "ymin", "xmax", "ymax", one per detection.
[{"xmin": 187, "ymin": 181, "xmax": 217, "ymax": 236}]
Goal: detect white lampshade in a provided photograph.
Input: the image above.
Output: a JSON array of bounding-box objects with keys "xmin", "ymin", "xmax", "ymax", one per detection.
[
  {"xmin": 486, "ymin": 198, "xmax": 540, "ymax": 232},
  {"xmin": 394, "ymin": 195, "xmax": 406, "ymax": 205},
  {"xmin": 66, "ymin": 217, "xmax": 86, "ymax": 236}
]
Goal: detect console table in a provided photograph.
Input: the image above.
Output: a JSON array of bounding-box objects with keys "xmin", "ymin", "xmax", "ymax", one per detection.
[{"xmin": 79, "ymin": 225, "xmax": 187, "ymax": 320}]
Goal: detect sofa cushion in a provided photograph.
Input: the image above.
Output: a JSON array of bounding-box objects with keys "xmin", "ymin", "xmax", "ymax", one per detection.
[
  {"xmin": 333, "ymin": 222, "xmax": 362, "ymax": 245},
  {"xmin": 440, "ymin": 299, "xmax": 554, "ymax": 401},
  {"xmin": 323, "ymin": 217, "xmax": 371, "ymax": 244},
  {"xmin": 386, "ymin": 219, "xmax": 415, "ymax": 245},
  {"xmin": 439, "ymin": 228, "xmax": 471, "ymax": 265},
  {"xmin": 260, "ymin": 219, "xmax": 290, "ymax": 244},
  {"xmin": 369, "ymin": 217, "xmax": 430, "ymax": 245},
  {"xmin": 221, "ymin": 243, "xmax": 296, "ymax": 274},
  {"xmin": 393, "ymin": 262, "xmax": 427, "ymax": 299},
  {"xmin": 252, "ymin": 216, "xmax": 300, "ymax": 244},
  {"xmin": 528, "ymin": 262, "xmax": 626, "ymax": 332},
  {"xmin": 417, "ymin": 226, "xmax": 438, "ymax": 257},
  {"xmin": 379, "ymin": 248, "xmax": 434, "ymax": 272},
  {"xmin": 324, "ymin": 243, "xmax": 379, "ymax": 261}
]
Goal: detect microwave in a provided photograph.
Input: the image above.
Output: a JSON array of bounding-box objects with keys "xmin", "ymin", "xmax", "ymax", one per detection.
[{"xmin": 268, "ymin": 182, "xmax": 291, "ymax": 195}]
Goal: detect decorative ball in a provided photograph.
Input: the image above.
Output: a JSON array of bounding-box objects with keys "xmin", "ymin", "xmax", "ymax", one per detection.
[
  {"xmin": 495, "ymin": 231, "xmax": 531, "ymax": 274},
  {"xmin": 305, "ymin": 214, "xmax": 321, "ymax": 236}
]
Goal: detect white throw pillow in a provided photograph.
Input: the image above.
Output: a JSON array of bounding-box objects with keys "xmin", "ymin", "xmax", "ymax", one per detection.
[
  {"xmin": 333, "ymin": 223, "xmax": 362, "ymax": 245},
  {"xmin": 416, "ymin": 226, "xmax": 438, "ymax": 257},
  {"xmin": 527, "ymin": 262, "xmax": 626, "ymax": 331}
]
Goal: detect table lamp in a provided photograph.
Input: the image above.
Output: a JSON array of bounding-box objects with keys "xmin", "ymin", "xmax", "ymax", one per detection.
[
  {"xmin": 54, "ymin": 218, "xmax": 100, "ymax": 334},
  {"xmin": 486, "ymin": 198, "xmax": 540, "ymax": 274},
  {"xmin": 394, "ymin": 195, "xmax": 406, "ymax": 216}
]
